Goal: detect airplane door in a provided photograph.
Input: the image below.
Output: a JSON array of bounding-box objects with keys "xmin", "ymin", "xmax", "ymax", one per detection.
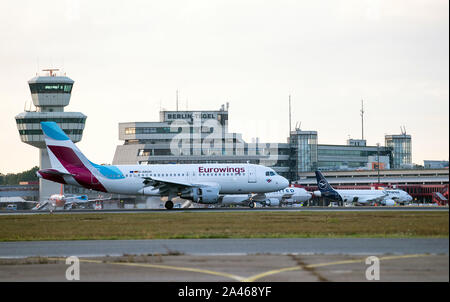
[{"xmin": 248, "ymin": 166, "xmax": 256, "ymax": 183}]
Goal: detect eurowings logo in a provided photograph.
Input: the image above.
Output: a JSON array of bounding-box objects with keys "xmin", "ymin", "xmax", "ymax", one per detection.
[
  {"xmin": 198, "ymin": 167, "xmax": 245, "ymax": 173},
  {"xmin": 266, "ymin": 179, "xmax": 272, "ymax": 183}
]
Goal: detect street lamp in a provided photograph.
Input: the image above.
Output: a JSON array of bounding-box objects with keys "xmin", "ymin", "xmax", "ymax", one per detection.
[{"xmin": 377, "ymin": 143, "xmax": 380, "ymax": 184}]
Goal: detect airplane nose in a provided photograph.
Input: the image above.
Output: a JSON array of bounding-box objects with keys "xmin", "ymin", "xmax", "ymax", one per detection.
[{"xmin": 280, "ymin": 177, "xmax": 289, "ymax": 188}]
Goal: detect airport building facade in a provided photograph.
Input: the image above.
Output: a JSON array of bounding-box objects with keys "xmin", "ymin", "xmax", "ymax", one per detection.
[{"xmin": 112, "ymin": 106, "xmax": 404, "ymax": 182}]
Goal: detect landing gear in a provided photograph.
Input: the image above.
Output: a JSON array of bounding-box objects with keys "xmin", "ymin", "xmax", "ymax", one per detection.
[
  {"xmin": 165, "ymin": 200, "xmax": 174, "ymax": 210},
  {"xmin": 248, "ymin": 201, "xmax": 255, "ymax": 208}
]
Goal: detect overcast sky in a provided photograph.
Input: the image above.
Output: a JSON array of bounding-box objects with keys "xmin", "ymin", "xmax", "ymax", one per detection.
[{"xmin": 0, "ymin": 0, "xmax": 448, "ymax": 173}]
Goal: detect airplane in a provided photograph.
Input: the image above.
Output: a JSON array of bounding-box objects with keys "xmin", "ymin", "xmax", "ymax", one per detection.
[
  {"xmin": 313, "ymin": 170, "xmax": 412, "ymax": 206},
  {"xmin": 32, "ymin": 185, "xmax": 111, "ymax": 212},
  {"xmin": 381, "ymin": 189, "xmax": 413, "ymax": 206},
  {"xmin": 37, "ymin": 122, "xmax": 289, "ymax": 209},
  {"xmin": 220, "ymin": 187, "xmax": 312, "ymax": 208}
]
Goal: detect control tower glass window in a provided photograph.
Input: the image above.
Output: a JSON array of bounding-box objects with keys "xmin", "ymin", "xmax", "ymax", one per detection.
[{"xmin": 29, "ymin": 83, "xmax": 73, "ymax": 94}]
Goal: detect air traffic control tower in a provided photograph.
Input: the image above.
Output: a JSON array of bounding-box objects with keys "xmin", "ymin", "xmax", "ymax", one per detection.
[{"xmin": 15, "ymin": 69, "xmax": 87, "ymax": 201}]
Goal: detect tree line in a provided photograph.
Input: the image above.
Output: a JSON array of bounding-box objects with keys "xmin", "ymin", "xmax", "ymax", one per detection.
[{"xmin": 0, "ymin": 166, "xmax": 39, "ymax": 185}]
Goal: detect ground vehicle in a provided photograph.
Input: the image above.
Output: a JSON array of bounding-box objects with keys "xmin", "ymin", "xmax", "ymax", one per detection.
[{"xmin": 6, "ymin": 204, "xmax": 17, "ymax": 211}]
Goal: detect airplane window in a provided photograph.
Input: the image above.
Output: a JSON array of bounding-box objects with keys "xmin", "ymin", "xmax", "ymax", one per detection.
[{"xmin": 265, "ymin": 171, "xmax": 270, "ymax": 176}]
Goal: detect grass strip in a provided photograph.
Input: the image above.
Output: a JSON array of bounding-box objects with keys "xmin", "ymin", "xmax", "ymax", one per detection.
[{"xmin": 0, "ymin": 211, "xmax": 447, "ymax": 241}]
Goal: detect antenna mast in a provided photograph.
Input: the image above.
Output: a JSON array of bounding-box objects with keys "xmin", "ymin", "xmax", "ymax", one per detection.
[
  {"xmin": 176, "ymin": 90, "xmax": 179, "ymax": 111},
  {"xmin": 360, "ymin": 99, "xmax": 364, "ymax": 140}
]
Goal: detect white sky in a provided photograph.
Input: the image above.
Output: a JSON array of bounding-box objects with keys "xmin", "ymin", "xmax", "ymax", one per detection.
[{"xmin": 0, "ymin": 0, "xmax": 448, "ymax": 173}]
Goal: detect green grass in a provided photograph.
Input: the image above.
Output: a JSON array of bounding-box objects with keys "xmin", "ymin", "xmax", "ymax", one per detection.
[{"xmin": 0, "ymin": 211, "xmax": 448, "ymax": 241}]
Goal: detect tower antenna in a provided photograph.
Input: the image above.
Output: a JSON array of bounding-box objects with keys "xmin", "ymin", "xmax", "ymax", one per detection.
[
  {"xmin": 360, "ymin": 99, "xmax": 364, "ymax": 140},
  {"xmin": 176, "ymin": 90, "xmax": 179, "ymax": 111}
]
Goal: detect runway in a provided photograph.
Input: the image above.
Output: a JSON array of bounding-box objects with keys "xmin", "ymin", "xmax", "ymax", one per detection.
[
  {"xmin": 0, "ymin": 238, "xmax": 448, "ymax": 258},
  {"xmin": 0, "ymin": 238, "xmax": 448, "ymax": 282}
]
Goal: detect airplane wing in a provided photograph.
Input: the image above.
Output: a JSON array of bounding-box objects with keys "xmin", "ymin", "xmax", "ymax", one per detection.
[
  {"xmin": 141, "ymin": 177, "xmax": 196, "ymax": 196},
  {"xmin": 355, "ymin": 193, "xmax": 388, "ymax": 204},
  {"xmin": 142, "ymin": 177, "xmax": 193, "ymax": 188},
  {"xmin": 65, "ymin": 195, "xmax": 112, "ymax": 205},
  {"xmin": 279, "ymin": 192, "xmax": 295, "ymax": 201},
  {"xmin": 251, "ymin": 193, "xmax": 267, "ymax": 202}
]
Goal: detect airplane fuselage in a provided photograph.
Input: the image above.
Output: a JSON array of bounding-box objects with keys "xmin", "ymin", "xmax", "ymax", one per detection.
[{"xmin": 39, "ymin": 163, "xmax": 288, "ymax": 196}]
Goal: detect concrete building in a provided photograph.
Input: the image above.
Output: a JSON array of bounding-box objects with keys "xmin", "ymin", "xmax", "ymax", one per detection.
[
  {"xmin": 15, "ymin": 69, "xmax": 86, "ymax": 201},
  {"xmin": 424, "ymin": 160, "xmax": 449, "ymax": 169},
  {"xmin": 113, "ymin": 105, "xmax": 290, "ymax": 176}
]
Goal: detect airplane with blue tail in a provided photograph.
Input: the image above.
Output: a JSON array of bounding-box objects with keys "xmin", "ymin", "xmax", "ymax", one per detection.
[{"xmin": 313, "ymin": 170, "xmax": 412, "ymax": 206}]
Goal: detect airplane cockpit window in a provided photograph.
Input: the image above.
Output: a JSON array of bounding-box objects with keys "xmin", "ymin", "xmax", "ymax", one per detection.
[{"xmin": 266, "ymin": 171, "xmax": 276, "ymax": 176}]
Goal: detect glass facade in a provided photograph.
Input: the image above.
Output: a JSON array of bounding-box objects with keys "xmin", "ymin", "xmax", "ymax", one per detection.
[
  {"xmin": 18, "ymin": 129, "xmax": 83, "ymax": 135},
  {"xmin": 291, "ymin": 131, "xmax": 318, "ymax": 174},
  {"xmin": 29, "ymin": 83, "xmax": 73, "ymax": 94},
  {"xmin": 125, "ymin": 127, "xmax": 176, "ymax": 135},
  {"xmin": 385, "ymin": 135, "xmax": 412, "ymax": 169},
  {"xmin": 16, "ymin": 117, "xmax": 86, "ymax": 124}
]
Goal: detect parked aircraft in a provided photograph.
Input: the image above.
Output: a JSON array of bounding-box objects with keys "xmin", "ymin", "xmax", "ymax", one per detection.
[
  {"xmin": 32, "ymin": 185, "xmax": 111, "ymax": 211},
  {"xmin": 313, "ymin": 170, "xmax": 412, "ymax": 206},
  {"xmin": 220, "ymin": 187, "xmax": 312, "ymax": 207}
]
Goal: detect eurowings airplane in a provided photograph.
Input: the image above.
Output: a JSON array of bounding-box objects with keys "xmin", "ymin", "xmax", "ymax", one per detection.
[
  {"xmin": 313, "ymin": 170, "xmax": 412, "ymax": 206},
  {"xmin": 37, "ymin": 122, "xmax": 289, "ymax": 209},
  {"xmin": 220, "ymin": 187, "xmax": 312, "ymax": 207}
]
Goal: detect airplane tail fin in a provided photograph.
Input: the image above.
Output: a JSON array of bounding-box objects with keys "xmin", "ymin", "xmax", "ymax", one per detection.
[
  {"xmin": 38, "ymin": 122, "xmax": 117, "ymax": 193},
  {"xmin": 40, "ymin": 122, "xmax": 93, "ymax": 173},
  {"xmin": 314, "ymin": 170, "xmax": 342, "ymax": 203},
  {"xmin": 315, "ymin": 170, "xmax": 335, "ymax": 193}
]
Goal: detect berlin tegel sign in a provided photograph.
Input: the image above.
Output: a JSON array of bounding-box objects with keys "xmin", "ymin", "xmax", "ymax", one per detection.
[{"xmin": 165, "ymin": 112, "xmax": 220, "ymax": 121}]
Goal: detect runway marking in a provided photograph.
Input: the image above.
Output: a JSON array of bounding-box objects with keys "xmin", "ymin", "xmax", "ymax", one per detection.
[
  {"xmin": 48, "ymin": 253, "xmax": 430, "ymax": 282},
  {"xmin": 241, "ymin": 254, "xmax": 430, "ymax": 282},
  {"xmin": 48, "ymin": 257, "xmax": 245, "ymax": 281}
]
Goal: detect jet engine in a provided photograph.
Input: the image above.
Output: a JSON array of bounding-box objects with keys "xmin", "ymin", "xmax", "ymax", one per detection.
[
  {"xmin": 384, "ymin": 199, "xmax": 396, "ymax": 206},
  {"xmin": 264, "ymin": 198, "xmax": 280, "ymax": 207},
  {"xmin": 181, "ymin": 186, "xmax": 220, "ymax": 204}
]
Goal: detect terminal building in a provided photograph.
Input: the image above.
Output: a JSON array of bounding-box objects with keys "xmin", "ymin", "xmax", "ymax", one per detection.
[
  {"xmin": 15, "ymin": 69, "xmax": 87, "ymax": 201},
  {"xmin": 113, "ymin": 104, "xmax": 288, "ymax": 173},
  {"xmin": 112, "ymin": 105, "xmax": 404, "ymax": 182}
]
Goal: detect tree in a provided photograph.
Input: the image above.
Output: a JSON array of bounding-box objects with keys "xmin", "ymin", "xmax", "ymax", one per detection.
[{"xmin": 0, "ymin": 166, "xmax": 39, "ymax": 185}]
